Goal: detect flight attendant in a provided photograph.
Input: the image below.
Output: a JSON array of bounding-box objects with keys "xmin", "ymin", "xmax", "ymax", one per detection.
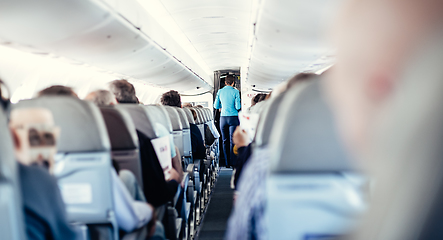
[{"xmin": 214, "ymin": 75, "xmax": 241, "ymax": 168}]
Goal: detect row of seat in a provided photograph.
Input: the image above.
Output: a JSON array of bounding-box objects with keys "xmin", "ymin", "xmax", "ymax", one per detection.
[
  {"xmin": 0, "ymin": 96, "xmax": 220, "ymax": 240},
  {"xmin": 242, "ymin": 78, "xmax": 366, "ymax": 240}
]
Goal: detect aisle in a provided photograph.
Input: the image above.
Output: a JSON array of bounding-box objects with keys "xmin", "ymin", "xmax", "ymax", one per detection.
[{"xmin": 196, "ymin": 168, "xmax": 234, "ymax": 240}]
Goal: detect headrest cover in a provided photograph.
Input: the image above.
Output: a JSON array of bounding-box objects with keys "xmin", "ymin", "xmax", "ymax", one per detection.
[
  {"xmin": 194, "ymin": 108, "xmax": 204, "ymax": 124},
  {"xmin": 254, "ymin": 92, "xmax": 286, "ymax": 147},
  {"xmin": 183, "ymin": 108, "xmax": 195, "ymax": 124},
  {"xmin": 145, "ymin": 105, "xmax": 173, "ymax": 133},
  {"xmin": 100, "ymin": 107, "xmax": 139, "ymax": 150},
  {"xmin": 175, "ymin": 108, "xmax": 190, "ymax": 129},
  {"xmin": 14, "ymin": 96, "xmax": 110, "ymax": 153},
  {"xmin": 117, "ymin": 104, "xmax": 171, "ymax": 139},
  {"xmin": 164, "ymin": 106, "xmax": 183, "ymax": 131},
  {"xmin": 269, "ymin": 79, "xmax": 357, "ymax": 173}
]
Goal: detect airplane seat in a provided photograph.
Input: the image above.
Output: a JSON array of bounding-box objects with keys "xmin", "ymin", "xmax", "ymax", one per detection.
[
  {"xmin": 182, "ymin": 107, "xmax": 196, "ymax": 125},
  {"xmin": 0, "ymin": 108, "xmax": 26, "ymax": 240},
  {"xmin": 99, "ymin": 107, "xmax": 143, "ymax": 188},
  {"xmin": 176, "ymin": 108, "xmax": 192, "ymax": 163},
  {"xmin": 116, "ymin": 104, "xmax": 182, "ymax": 240},
  {"xmin": 266, "ymin": 80, "xmax": 366, "ymax": 240},
  {"xmin": 163, "ymin": 106, "xmax": 184, "ymax": 159},
  {"xmin": 346, "ymin": 32, "xmax": 443, "ymax": 240},
  {"xmin": 193, "ymin": 108, "xmax": 205, "ymax": 140},
  {"xmin": 14, "ymin": 96, "xmax": 118, "ymax": 240}
]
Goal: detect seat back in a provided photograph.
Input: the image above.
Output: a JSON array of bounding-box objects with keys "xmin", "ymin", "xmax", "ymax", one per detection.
[
  {"xmin": 254, "ymin": 91, "xmax": 287, "ymax": 148},
  {"xmin": 266, "ymin": 80, "xmax": 365, "ymax": 240},
  {"xmin": 193, "ymin": 108, "xmax": 205, "ymax": 140},
  {"xmin": 100, "ymin": 107, "xmax": 143, "ymax": 187},
  {"xmin": 182, "ymin": 107, "xmax": 195, "ymax": 125},
  {"xmin": 0, "ymin": 108, "xmax": 26, "ymax": 240},
  {"xmin": 117, "ymin": 104, "xmax": 173, "ymax": 178},
  {"xmin": 176, "ymin": 108, "xmax": 192, "ymax": 158},
  {"xmin": 164, "ymin": 106, "xmax": 184, "ymax": 157},
  {"xmin": 14, "ymin": 96, "xmax": 117, "ymax": 238}
]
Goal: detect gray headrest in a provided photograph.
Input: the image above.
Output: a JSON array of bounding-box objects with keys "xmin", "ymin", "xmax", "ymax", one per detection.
[
  {"xmin": 269, "ymin": 79, "xmax": 356, "ymax": 173},
  {"xmin": 100, "ymin": 107, "xmax": 139, "ymax": 150},
  {"xmin": 204, "ymin": 108, "xmax": 213, "ymax": 120},
  {"xmin": 183, "ymin": 108, "xmax": 195, "ymax": 124},
  {"xmin": 201, "ymin": 109, "xmax": 209, "ymax": 122},
  {"xmin": 116, "ymin": 104, "xmax": 171, "ymax": 139},
  {"xmin": 175, "ymin": 108, "xmax": 190, "ymax": 129},
  {"xmin": 254, "ymin": 92, "xmax": 287, "ymax": 147},
  {"xmin": 163, "ymin": 106, "xmax": 183, "ymax": 131},
  {"xmin": 14, "ymin": 96, "xmax": 110, "ymax": 153},
  {"xmin": 145, "ymin": 105, "xmax": 173, "ymax": 133},
  {"xmin": 194, "ymin": 108, "xmax": 204, "ymax": 124}
]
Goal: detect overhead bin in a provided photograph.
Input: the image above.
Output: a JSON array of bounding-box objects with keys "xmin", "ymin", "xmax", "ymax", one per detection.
[
  {"xmin": 0, "ymin": 0, "xmax": 212, "ymax": 93},
  {"xmin": 246, "ymin": 0, "xmax": 340, "ymax": 89}
]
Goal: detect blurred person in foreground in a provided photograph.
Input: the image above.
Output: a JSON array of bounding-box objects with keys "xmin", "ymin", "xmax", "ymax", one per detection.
[{"xmin": 324, "ymin": 0, "xmax": 443, "ymax": 239}]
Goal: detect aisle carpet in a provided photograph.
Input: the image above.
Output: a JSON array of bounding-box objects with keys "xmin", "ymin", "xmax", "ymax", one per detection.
[{"xmin": 196, "ymin": 168, "xmax": 234, "ymax": 240}]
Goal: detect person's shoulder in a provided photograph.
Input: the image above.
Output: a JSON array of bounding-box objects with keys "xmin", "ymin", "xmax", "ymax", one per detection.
[{"xmin": 19, "ymin": 163, "xmax": 57, "ymax": 187}]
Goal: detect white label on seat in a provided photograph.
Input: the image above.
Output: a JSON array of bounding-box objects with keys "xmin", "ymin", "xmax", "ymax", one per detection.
[
  {"xmin": 59, "ymin": 183, "xmax": 92, "ymax": 204},
  {"xmin": 151, "ymin": 135, "xmax": 172, "ymax": 180}
]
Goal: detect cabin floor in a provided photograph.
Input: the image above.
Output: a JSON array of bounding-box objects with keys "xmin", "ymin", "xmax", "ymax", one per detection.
[{"xmin": 196, "ymin": 168, "xmax": 234, "ymax": 240}]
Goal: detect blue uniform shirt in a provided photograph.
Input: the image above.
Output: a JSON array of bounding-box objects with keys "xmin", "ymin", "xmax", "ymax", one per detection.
[{"xmin": 214, "ymin": 86, "xmax": 241, "ymax": 116}]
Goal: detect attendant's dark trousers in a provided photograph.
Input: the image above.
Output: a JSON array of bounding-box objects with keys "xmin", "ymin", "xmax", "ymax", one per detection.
[{"xmin": 220, "ymin": 116, "xmax": 239, "ymax": 167}]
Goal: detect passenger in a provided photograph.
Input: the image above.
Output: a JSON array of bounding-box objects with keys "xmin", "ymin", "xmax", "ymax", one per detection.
[
  {"xmin": 160, "ymin": 90, "xmax": 206, "ymax": 177},
  {"xmin": 37, "ymin": 85, "xmax": 78, "ymax": 97},
  {"xmin": 38, "ymin": 86, "xmax": 157, "ymax": 234},
  {"xmin": 9, "ymin": 108, "xmax": 78, "ymax": 240},
  {"xmin": 84, "ymin": 89, "xmax": 117, "ymax": 106},
  {"xmin": 214, "ymin": 75, "xmax": 241, "ymax": 168},
  {"xmin": 182, "ymin": 102, "xmax": 193, "ymax": 108},
  {"xmin": 226, "ymin": 72, "xmax": 317, "ymax": 240},
  {"xmin": 323, "ymin": 0, "xmax": 443, "ymax": 238},
  {"xmin": 109, "ymin": 80, "xmax": 182, "ymax": 206}
]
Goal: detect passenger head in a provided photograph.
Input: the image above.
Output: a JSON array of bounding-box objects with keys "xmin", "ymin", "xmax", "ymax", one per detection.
[
  {"xmin": 38, "ymin": 85, "xmax": 77, "ymax": 97},
  {"xmin": 182, "ymin": 102, "xmax": 193, "ymax": 108},
  {"xmin": 189, "ymin": 108, "xmax": 198, "ymax": 121},
  {"xmin": 225, "ymin": 75, "xmax": 235, "ymax": 87},
  {"xmin": 196, "ymin": 105, "xmax": 203, "ymax": 108},
  {"xmin": 108, "ymin": 79, "xmax": 138, "ymax": 104},
  {"xmin": 84, "ymin": 90, "xmax": 117, "ymax": 107},
  {"xmin": 161, "ymin": 90, "xmax": 181, "ymax": 108},
  {"xmin": 326, "ymin": 0, "xmax": 443, "ymax": 156},
  {"xmin": 9, "ymin": 108, "xmax": 60, "ymax": 174}
]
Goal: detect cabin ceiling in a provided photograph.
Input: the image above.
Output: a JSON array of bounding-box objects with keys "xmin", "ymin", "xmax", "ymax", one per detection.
[
  {"xmin": 138, "ymin": 0, "xmax": 340, "ymax": 90},
  {"xmin": 0, "ymin": 0, "xmax": 340, "ymax": 96}
]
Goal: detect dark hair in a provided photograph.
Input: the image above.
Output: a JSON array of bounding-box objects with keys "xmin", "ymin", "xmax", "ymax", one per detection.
[
  {"xmin": 160, "ymin": 90, "xmax": 181, "ymax": 107},
  {"xmin": 108, "ymin": 80, "xmax": 138, "ymax": 103},
  {"xmin": 38, "ymin": 85, "xmax": 77, "ymax": 97},
  {"xmin": 189, "ymin": 108, "xmax": 198, "ymax": 121},
  {"xmin": 252, "ymin": 93, "xmax": 267, "ymax": 106},
  {"xmin": 286, "ymin": 73, "xmax": 318, "ymax": 89},
  {"xmin": 225, "ymin": 75, "xmax": 235, "ymax": 86}
]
